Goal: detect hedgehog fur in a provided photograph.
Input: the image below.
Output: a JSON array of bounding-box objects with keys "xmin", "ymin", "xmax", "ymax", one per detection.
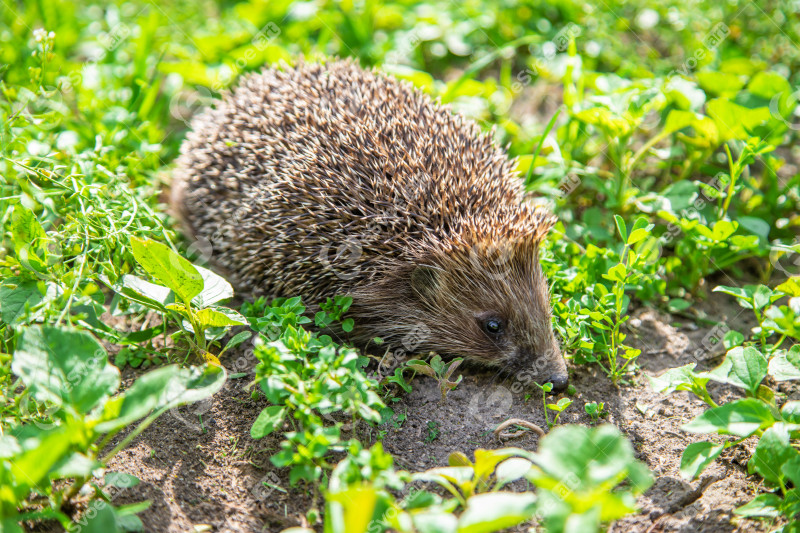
[{"xmin": 172, "ymin": 59, "xmax": 568, "ymax": 389}]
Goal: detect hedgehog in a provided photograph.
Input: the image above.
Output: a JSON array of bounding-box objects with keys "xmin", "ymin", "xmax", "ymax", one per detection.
[{"xmin": 171, "ymin": 59, "xmax": 569, "ymax": 391}]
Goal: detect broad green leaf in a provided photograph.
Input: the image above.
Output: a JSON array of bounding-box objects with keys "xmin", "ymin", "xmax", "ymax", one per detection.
[
  {"xmin": 705, "ymin": 346, "xmax": 767, "ymax": 395},
  {"xmin": 195, "ymin": 307, "xmax": 248, "ymax": 329},
  {"xmin": 661, "ymin": 109, "xmax": 699, "ymax": 135},
  {"xmin": 711, "ymin": 220, "xmax": 737, "ymax": 241},
  {"xmin": 776, "ymin": 277, "xmax": 800, "ymax": 297},
  {"xmin": 682, "ymin": 399, "xmax": 776, "ymax": 437},
  {"xmin": 10, "ymin": 425, "xmax": 79, "ymax": 498},
  {"xmin": 96, "ymin": 364, "xmax": 226, "ymax": 433},
  {"xmin": 72, "ymin": 502, "xmax": 122, "ymax": 533},
  {"xmin": 411, "ymin": 511, "xmax": 458, "ymax": 533},
  {"xmin": 456, "ymin": 492, "xmax": 537, "ymax": 533},
  {"xmin": 327, "ymin": 486, "xmax": 379, "ymax": 533},
  {"xmin": 251, "ymin": 406, "xmax": 286, "ymax": 439},
  {"xmin": 530, "ymin": 424, "xmax": 652, "ymax": 491},
  {"xmin": 50, "ymin": 452, "xmax": 102, "ymax": 480},
  {"xmin": 679, "ymin": 442, "xmax": 724, "ymax": 480},
  {"xmin": 783, "ymin": 401, "xmax": 800, "ymax": 424},
  {"xmin": 749, "ymin": 423, "xmax": 800, "ymax": 485},
  {"xmin": 472, "ymin": 448, "xmax": 530, "ymax": 486},
  {"xmin": 738, "ymin": 216, "xmax": 770, "ymax": 243},
  {"xmin": 495, "ymin": 458, "xmax": 533, "ymax": 488},
  {"xmin": 706, "ymin": 99, "xmax": 770, "ymax": 141},
  {"xmin": 192, "ymin": 265, "xmax": 235, "ymax": 308},
  {"xmin": 733, "ymin": 493, "xmax": 783, "ymax": 518},
  {"xmin": 697, "ymin": 71, "xmax": 744, "ymax": 96},
  {"xmin": 0, "ymin": 518, "xmax": 24, "ymax": 533},
  {"xmin": 768, "ymin": 345, "xmax": 800, "ymax": 381},
  {"xmin": 564, "ymin": 507, "xmax": 601, "ymax": 533},
  {"xmin": 105, "ymin": 472, "xmax": 141, "ymax": 489},
  {"xmin": 112, "ymin": 274, "xmax": 172, "ymax": 311},
  {"xmin": 0, "ymin": 278, "xmax": 45, "ymax": 325},
  {"xmin": 752, "ymin": 285, "xmax": 775, "ymax": 310},
  {"xmin": 723, "ymin": 330, "xmax": 745, "ymax": 349},
  {"xmin": 781, "ymin": 455, "xmax": 800, "ymax": 487},
  {"xmin": 12, "ymin": 326, "xmax": 120, "ymax": 415},
  {"xmin": 647, "ymin": 364, "xmax": 707, "ymax": 395},
  {"xmin": 130, "ymin": 237, "xmax": 203, "ymax": 303},
  {"xmin": 712, "ymin": 285, "xmax": 755, "ymax": 308},
  {"xmin": 748, "ymin": 71, "xmax": 791, "ymax": 100}
]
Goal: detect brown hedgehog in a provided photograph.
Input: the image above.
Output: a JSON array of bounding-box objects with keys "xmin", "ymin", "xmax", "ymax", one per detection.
[{"xmin": 172, "ymin": 59, "xmax": 568, "ymax": 390}]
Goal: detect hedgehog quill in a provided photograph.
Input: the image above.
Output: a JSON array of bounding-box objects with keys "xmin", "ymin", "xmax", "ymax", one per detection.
[{"xmin": 172, "ymin": 59, "xmax": 569, "ymax": 391}]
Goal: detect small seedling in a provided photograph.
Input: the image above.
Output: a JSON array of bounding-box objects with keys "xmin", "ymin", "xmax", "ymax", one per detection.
[
  {"xmin": 584, "ymin": 401, "xmax": 607, "ymax": 423},
  {"xmin": 425, "ymin": 420, "xmax": 441, "ymax": 443},
  {"xmin": 536, "ymin": 382, "xmax": 573, "ymax": 428},
  {"xmin": 406, "ymin": 354, "xmax": 463, "ymax": 403}
]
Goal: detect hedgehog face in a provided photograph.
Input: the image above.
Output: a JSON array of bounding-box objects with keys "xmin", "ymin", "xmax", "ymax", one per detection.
[{"xmin": 408, "ymin": 243, "xmax": 568, "ymax": 391}]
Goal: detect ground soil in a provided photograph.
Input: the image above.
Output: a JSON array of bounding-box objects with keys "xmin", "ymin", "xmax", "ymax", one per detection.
[{"xmin": 32, "ymin": 289, "xmax": 787, "ymax": 533}]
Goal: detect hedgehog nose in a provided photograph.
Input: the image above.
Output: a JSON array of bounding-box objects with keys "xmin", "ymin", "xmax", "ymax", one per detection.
[{"xmin": 549, "ymin": 374, "xmax": 569, "ymax": 393}]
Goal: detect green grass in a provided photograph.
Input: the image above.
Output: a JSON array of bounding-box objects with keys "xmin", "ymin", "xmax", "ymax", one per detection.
[{"xmin": 2, "ymin": 0, "xmax": 800, "ymax": 531}]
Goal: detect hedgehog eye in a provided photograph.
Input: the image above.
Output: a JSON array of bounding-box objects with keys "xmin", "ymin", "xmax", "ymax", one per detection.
[{"xmin": 483, "ymin": 318, "xmax": 504, "ymax": 336}]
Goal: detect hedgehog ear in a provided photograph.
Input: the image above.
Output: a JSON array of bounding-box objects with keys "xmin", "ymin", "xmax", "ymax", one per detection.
[{"xmin": 410, "ymin": 266, "xmax": 440, "ymax": 299}]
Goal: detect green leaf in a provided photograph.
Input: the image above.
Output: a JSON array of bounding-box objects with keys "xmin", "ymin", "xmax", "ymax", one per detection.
[
  {"xmin": 682, "ymin": 399, "xmax": 776, "ymax": 437},
  {"xmin": 776, "ymin": 277, "xmax": 800, "ymax": 298},
  {"xmin": 706, "ymin": 99, "xmax": 770, "ymax": 141},
  {"xmin": 74, "ymin": 503, "xmax": 122, "ymax": 533},
  {"xmin": 222, "ymin": 331, "xmax": 253, "ymax": 353},
  {"xmin": 105, "ymin": 472, "xmax": 141, "ymax": 489},
  {"xmin": 733, "ymin": 493, "xmax": 783, "ymax": 518},
  {"xmin": 96, "ymin": 364, "xmax": 226, "ymax": 433},
  {"xmin": 626, "ymin": 228, "xmax": 650, "ymax": 246},
  {"xmin": 749, "ymin": 423, "xmax": 800, "ymax": 485},
  {"xmin": 130, "ymin": 237, "xmax": 203, "ymax": 304},
  {"xmin": 0, "ymin": 278, "xmax": 45, "ymax": 325},
  {"xmin": 661, "ymin": 109, "xmax": 699, "ymax": 136},
  {"xmin": 680, "ymin": 442, "xmax": 724, "ymax": 480},
  {"xmin": 768, "ymin": 345, "xmax": 800, "ymax": 381},
  {"xmin": 711, "ymin": 220, "xmax": 737, "ymax": 241},
  {"xmin": 194, "ymin": 307, "xmax": 247, "ymax": 329},
  {"xmin": 782, "ymin": 401, "xmax": 800, "ymax": 424},
  {"xmin": 705, "ymin": 346, "xmax": 767, "ymax": 396},
  {"xmin": 530, "ymin": 424, "xmax": 652, "ymax": 491},
  {"xmin": 50, "ymin": 452, "xmax": 103, "ymax": 480},
  {"xmin": 11, "ymin": 205, "xmax": 48, "ymax": 272},
  {"xmin": 326, "ymin": 485, "xmax": 380, "ymax": 533},
  {"xmin": 697, "ymin": 71, "xmax": 745, "ymax": 96},
  {"xmin": 712, "ymin": 285, "xmax": 755, "ymax": 308},
  {"xmin": 0, "ymin": 518, "xmax": 24, "ymax": 533},
  {"xmin": 494, "ymin": 458, "xmax": 533, "ymax": 488},
  {"xmin": 251, "ymin": 406, "xmax": 286, "ymax": 439},
  {"xmin": 603, "ymin": 263, "xmax": 627, "ymax": 283},
  {"xmin": 12, "ymin": 325, "xmax": 120, "ymax": 415},
  {"xmin": 781, "ymin": 455, "xmax": 800, "ymax": 487},
  {"xmin": 412, "ymin": 511, "xmax": 458, "ymax": 533},
  {"xmin": 191, "ymin": 265, "xmax": 235, "ymax": 308},
  {"xmin": 648, "ymin": 364, "xmax": 707, "ymax": 395},
  {"xmin": 10, "ymin": 425, "xmax": 82, "ymax": 502},
  {"xmin": 614, "ymin": 215, "xmax": 627, "ymax": 242},
  {"xmin": 456, "ymin": 492, "xmax": 537, "ymax": 533},
  {"xmin": 748, "ymin": 71, "xmax": 791, "ymax": 100},
  {"xmin": 108, "ymin": 274, "xmax": 172, "ymax": 312}
]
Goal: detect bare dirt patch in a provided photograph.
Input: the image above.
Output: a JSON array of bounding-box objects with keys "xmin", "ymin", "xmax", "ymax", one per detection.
[{"xmin": 43, "ymin": 294, "xmax": 778, "ymax": 533}]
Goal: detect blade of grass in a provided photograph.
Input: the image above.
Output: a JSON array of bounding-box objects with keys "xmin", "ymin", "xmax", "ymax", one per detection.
[{"xmin": 524, "ymin": 107, "xmax": 562, "ymax": 189}]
